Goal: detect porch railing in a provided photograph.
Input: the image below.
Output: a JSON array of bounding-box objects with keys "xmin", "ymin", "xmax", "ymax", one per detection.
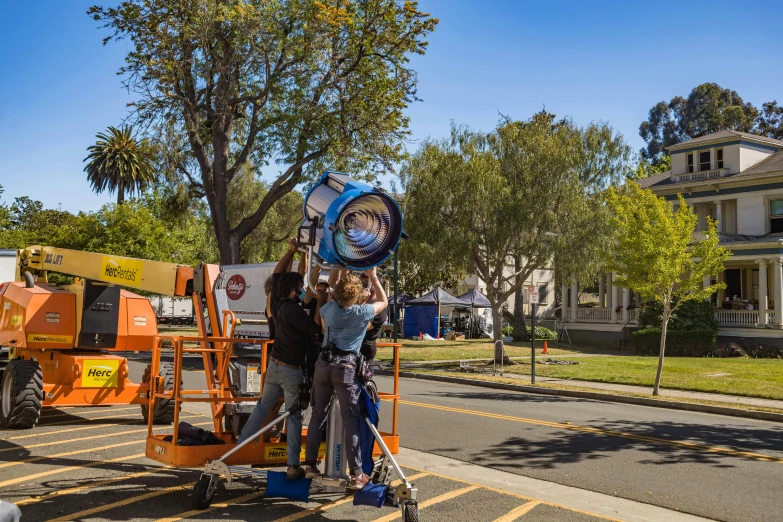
[
  {"xmin": 628, "ymin": 309, "xmax": 640, "ymax": 324},
  {"xmin": 715, "ymin": 309, "xmax": 758, "ymax": 327},
  {"xmin": 576, "ymin": 307, "xmax": 612, "ymax": 323}
]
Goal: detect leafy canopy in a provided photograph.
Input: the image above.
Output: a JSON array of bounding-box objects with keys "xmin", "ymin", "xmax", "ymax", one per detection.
[
  {"xmin": 89, "ymin": 0, "xmax": 438, "ymax": 263},
  {"xmin": 605, "ymin": 181, "xmax": 730, "ymax": 308},
  {"xmin": 84, "ymin": 125, "xmax": 155, "ymax": 204}
]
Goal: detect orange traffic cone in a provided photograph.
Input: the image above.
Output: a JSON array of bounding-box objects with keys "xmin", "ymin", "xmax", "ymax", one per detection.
[
  {"xmin": 542, "ymin": 341, "xmax": 549, "ymax": 355},
  {"xmin": 419, "ymin": 332, "xmax": 423, "ymax": 340}
]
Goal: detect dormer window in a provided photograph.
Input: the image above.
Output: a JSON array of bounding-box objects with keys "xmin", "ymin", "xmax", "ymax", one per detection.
[
  {"xmin": 687, "ymin": 153, "xmax": 694, "ymax": 173},
  {"xmin": 716, "ymin": 148, "xmax": 724, "ymax": 169},
  {"xmin": 699, "ymin": 151, "xmax": 711, "ymax": 171},
  {"xmin": 770, "ymin": 200, "xmax": 783, "ymax": 233}
]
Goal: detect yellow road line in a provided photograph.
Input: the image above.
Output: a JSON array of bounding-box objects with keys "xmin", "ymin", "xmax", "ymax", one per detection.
[
  {"xmin": 403, "ymin": 465, "xmax": 621, "ymax": 522},
  {"xmin": 3, "ymin": 409, "xmax": 208, "ymax": 441},
  {"xmin": 38, "ymin": 409, "xmax": 146, "ymax": 428},
  {"xmin": 396, "ymin": 399, "xmax": 783, "ymax": 465},
  {"xmin": 16, "ymin": 467, "xmax": 164, "ymax": 506},
  {"xmin": 0, "ymin": 452, "xmax": 147, "ymax": 489},
  {"xmin": 46, "ymin": 481, "xmax": 197, "ymax": 522},
  {"xmin": 371, "ymin": 486, "xmax": 479, "ymax": 522},
  {"xmin": 493, "ymin": 501, "xmax": 542, "ymax": 521},
  {"xmin": 0, "ymin": 415, "xmax": 201, "ymax": 453},
  {"xmin": 273, "ymin": 495, "xmax": 354, "ymax": 522},
  {"xmin": 156, "ymin": 490, "xmax": 265, "ymax": 522}
]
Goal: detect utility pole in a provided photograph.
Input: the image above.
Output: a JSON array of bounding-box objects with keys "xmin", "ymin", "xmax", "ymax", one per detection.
[{"xmin": 529, "ymin": 285, "xmax": 539, "ymax": 385}]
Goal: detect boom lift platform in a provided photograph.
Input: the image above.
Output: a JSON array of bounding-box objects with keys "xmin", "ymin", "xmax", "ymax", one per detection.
[{"xmin": 0, "ymin": 245, "xmax": 193, "ymax": 429}]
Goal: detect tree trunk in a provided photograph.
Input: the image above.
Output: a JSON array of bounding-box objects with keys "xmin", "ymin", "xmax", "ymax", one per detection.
[
  {"xmin": 491, "ymin": 304, "xmax": 514, "ymax": 365},
  {"xmin": 116, "ymin": 180, "xmax": 124, "ymax": 205},
  {"xmin": 511, "ymin": 253, "xmax": 528, "ymax": 341},
  {"xmin": 653, "ymin": 304, "xmax": 669, "ymax": 396}
]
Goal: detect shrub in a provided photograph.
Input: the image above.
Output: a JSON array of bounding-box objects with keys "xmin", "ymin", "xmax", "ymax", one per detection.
[
  {"xmin": 637, "ymin": 300, "xmax": 717, "ymax": 331},
  {"xmin": 630, "ymin": 328, "xmax": 717, "ymax": 357},
  {"xmin": 502, "ymin": 325, "xmax": 557, "ymax": 340}
]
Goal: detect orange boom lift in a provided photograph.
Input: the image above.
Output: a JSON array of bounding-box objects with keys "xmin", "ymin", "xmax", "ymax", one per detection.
[{"xmin": 0, "ymin": 245, "xmax": 193, "ymax": 429}]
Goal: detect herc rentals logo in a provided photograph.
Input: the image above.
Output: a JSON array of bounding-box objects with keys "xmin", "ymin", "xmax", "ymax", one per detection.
[
  {"xmin": 82, "ymin": 360, "xmax": 120, "ymax": 388},
  {"xmin": 101, "ymin": 256, "xmax": 143, "ymax": 288},
  {"xmin": 264, "ymin": 445, "xmax": 288, "ymax": 460},
  {"xmin": 27, "ymin": 333, "xmax": 73, "ymax": 344}
]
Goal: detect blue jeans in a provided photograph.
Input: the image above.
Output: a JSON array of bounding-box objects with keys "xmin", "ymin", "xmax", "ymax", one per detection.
[{"xmin": 237, "ymin": 361, "xmax": 303, "ymax": 466}]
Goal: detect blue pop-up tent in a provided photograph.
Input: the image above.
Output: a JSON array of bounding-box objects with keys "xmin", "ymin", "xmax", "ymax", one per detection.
[{"xmin": 403, "ymin": 287, "xmax": 469, "ymax": 338}]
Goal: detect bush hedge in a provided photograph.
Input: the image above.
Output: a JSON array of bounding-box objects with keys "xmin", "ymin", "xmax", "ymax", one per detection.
[
  {"xmin": 630, "ymin": 328, "xmax": 717, "ymax": 357},
  {"xmin": 502, "ymin": 325, "xmax": 557, "ymax": 340},
  {"xmin": 637, "ymin": 300, "xmax": 718, "ymax": 331}
]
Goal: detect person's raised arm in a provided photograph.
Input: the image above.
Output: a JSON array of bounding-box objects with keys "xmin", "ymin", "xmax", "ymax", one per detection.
[
  {"xmin": 327, "ymin": 268, "xmax": 344, "ymax": 289},
  {"xmin": 298, "ymin": 251, "xmax": 307, "ymax": 277},
  {"xmin": 275, "ymin": 238, "xmax": 298, "ymax": 274},
  {"xmin": 303, "ymin": 263, "xmax": 322, "ymax": 304},
  {"xmin": 364, "ymin": 267, "xmax": 388, "ymax": 315}
]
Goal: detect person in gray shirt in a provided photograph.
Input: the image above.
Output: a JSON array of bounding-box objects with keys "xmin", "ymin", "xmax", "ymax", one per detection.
[{"xmin": 303, "ymin": 267, "xmax": 388, "ymax": 490}]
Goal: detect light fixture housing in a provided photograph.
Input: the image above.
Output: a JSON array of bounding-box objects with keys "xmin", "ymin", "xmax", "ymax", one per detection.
[{"xmin": 300, "ymin": 171, "xmax": 403, "ymax": 270}]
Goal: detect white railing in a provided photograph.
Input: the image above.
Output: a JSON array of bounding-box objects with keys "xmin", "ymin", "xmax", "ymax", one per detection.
[
  {"xmin": 716, "ymin": 309, "xmax": 759, "ymax": 327},
  {"xmin": 576, "ymin": 308, "xmax": 612, "ymax": 323},
  {"xmin": 768, "ymin": 311, "xmax": 775, "ymax": 325},
  {"xmin": 676, "ymin": 169, "xmax": 726, "ymax": 183},
  {"xmin": 628, "ymin": 309, "xmax": 639, "ymax": 324}
]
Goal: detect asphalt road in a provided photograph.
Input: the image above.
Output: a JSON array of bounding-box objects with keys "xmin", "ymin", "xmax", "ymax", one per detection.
[
  {"xmin": 0, "ymin": 356, "xmax": 616, "ymax": 522},
  {"xmin": 371, "ymin": 374, "xmax": 783, "ymax": 522}
]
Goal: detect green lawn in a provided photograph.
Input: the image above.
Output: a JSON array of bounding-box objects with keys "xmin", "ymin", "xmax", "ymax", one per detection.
[
  {"xmin": 375, "ymin": 339, "xmax": 604, "ymax": 362},
  {"xmin": 501, "ymin": 356, "xmax": 783, "ymax": 400}
]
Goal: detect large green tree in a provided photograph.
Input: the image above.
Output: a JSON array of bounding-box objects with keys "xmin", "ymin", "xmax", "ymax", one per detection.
[
  {"xmin": 605, "ymin": 182, "xmax": 729, "ymax": 396},
  {"xmin": 84, "ymin": 125, "xmax": 156, "ymax": 204},
  {"xmin": 639, "ymin": 83, "xmax": 759, "ymax": 163},
  {"xmin": 402, "ymin": 112, "xmax": 629, "ymax": 360},
  {"xmin": 90, "ymin": 0, "xmax": 437, "ymax": 264}
]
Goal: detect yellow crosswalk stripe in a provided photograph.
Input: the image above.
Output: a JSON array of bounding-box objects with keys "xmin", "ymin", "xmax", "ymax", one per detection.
[
  {"xmin": 493, "ymin": 501, "xmax": 542, "ymax": 521},
  {"xmin": 371, "ymin": 486, "xmax": 479, "ymax": 522},
  {"xmin": 0, "ymin": 415, "xmax": 201, "ymax": 454},
  {"xmin": 273, "ymin": 495, "xmax": 354, "ymax": 522},
  {"xmin": 45, "ymin": 481, "xmax": 197, "ymax": 522},
  {"xmin": 156, "ymin": 490, "xmax": 265, "ymax": 522},
  {"xmin": 0, "ymin": 453, "xmax": 147, "ymax": 489}
]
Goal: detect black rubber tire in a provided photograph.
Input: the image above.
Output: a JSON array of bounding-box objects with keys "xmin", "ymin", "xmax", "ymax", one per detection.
[
  {"xmin": 0, "ymin": 359, "xmax": 43, "ymax": 429},
  {"xmin": 191, "ymin": 475, "xmax": 215, "ymax": 510},
  {"xmin": 141, "ymin": 362, "xmax": 177, "ymax": 424},
  {"xmin": 403, "ymin": 502, "xmax": 420, "ymax": 522}
]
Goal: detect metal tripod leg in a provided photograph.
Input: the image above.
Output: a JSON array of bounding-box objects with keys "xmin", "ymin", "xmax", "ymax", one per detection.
[{"xmin": 363, "ymin": 416, "xmax": 417, "ymax": 506}]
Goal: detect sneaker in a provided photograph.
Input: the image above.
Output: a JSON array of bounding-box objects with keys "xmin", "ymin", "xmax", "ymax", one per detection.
[
  {"xmin": 286, "ymin": 465, "xmax": 305, "ymax": 480},
  {"xmin": 304, "ymin": 466, "xmax": 322, "ymax": 479},
  {"xmin": 348, "ymin": 473, "xmax": 370, "ymax": 490}
]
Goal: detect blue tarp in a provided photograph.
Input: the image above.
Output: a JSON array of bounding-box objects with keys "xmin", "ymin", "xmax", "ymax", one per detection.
[
  {"xmin": 403, "ymin": 305, "xmax": 437, "ymax": 337},
  {"xmin": 359, "ymin": 385, "xmax": 380, "ymax": 476}
]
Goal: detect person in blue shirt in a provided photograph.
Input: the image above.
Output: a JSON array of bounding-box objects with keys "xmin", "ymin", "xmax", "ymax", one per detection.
[{"xmin": 303, "ymin": 267, "xmax": 388, "ymax": 489}]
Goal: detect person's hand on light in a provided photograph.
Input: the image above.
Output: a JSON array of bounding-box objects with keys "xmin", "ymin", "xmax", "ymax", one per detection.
[
  {"xmin": 363, "ymin": 267, "xmax": 377, "ymax": 278},
  {"xmin": 288, "ymin": 237, "xmax": 299, "ymax": 252}
]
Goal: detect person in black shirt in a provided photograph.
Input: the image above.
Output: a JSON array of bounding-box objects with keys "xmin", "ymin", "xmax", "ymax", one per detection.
[{"xmin": 238, "ymin": 241, "xmax": 323, "ymax": 481}]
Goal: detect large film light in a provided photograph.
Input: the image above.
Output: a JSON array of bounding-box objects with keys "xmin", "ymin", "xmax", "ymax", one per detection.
[{"xmin": 300, "ymin": 171, "xmax": 403, "ymax": 270}]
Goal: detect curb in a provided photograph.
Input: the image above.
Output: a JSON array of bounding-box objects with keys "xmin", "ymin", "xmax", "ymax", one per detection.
[{"xmin": 377, "ymin": 370, "xmax": 783, "ymax": 423}]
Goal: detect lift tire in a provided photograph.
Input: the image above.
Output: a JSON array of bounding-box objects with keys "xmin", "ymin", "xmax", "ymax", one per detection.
[
  {"xmin": 0, "ymin": 359, "xmax": 43, "ymax": 429},
  {"xmin": 403, "ymin": 502, "xmax": 420, "ymax": 522},
  {"xmin": 141, "ymin": 362, "xmax": 178, "ymax": 424},
  {"xmin": 191, "ymin": 475, "xmax": 216, "ymax": 510}
]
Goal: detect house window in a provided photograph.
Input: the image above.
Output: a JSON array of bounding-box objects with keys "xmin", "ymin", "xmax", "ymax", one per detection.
[
  {"xmin": 716, "ymin": 148, "xmax": 724, "ymax": 169},
  {"xmin": 770, "ymin": 200, "xmax": 783, "ymax": 233},
  {"xmin": 538, "ymin": 284, "xmax": 548, "ymax": 305},
  {"xmin": 687, "ymin": 153, "xmax": 694, "ymax": 173},
  {"xmin": 699, "ymin": 151, "xmax": 711, "ymax": 171}
]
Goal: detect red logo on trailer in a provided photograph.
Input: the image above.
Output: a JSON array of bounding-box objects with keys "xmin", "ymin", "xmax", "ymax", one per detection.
[{"xmin": 226, "ymin": 274, "xmax": 246, "ymax": 300}]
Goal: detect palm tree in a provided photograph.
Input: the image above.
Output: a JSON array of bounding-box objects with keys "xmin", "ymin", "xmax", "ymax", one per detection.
[{"xmin": 84, "ymin": 126, "xmax": 155, "ymax": 204}]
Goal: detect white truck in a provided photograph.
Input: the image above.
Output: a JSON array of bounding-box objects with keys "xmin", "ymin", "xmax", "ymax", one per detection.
[{"xmin": 148, "ymin": 296, "xmax": 195, "ymax": 326}]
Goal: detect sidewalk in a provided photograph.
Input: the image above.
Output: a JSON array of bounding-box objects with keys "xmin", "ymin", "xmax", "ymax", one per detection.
[{"xmin": 390, "ymin": 359, "xmax": 783, "ymax": 411}]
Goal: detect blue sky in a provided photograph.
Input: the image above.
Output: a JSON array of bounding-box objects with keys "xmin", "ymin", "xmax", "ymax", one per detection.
[{"xmin": 1, "ymin": 0, "xmax": 782, "ymax": 213}]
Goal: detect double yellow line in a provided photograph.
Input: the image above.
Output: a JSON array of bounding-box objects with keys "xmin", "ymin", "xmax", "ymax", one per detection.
[{"xmin": 396, "ymin": 399, "xmax": 783, "ymax": 464}]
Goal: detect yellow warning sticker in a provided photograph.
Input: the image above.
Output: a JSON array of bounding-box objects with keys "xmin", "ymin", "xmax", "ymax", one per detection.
[
  {"xmin": 264, "ymin": 443, "xmax": 326, "ymax": 461},
  {"xmin": 101, "ymin": 256, "xmax": 143, "ymax": 288},
  {"xmin": 27, "ymin": 333, "xmax": 73, "ymax": 344},
  {"xmin": 82, "ymin": 359, "xmax": 120, "ymax": 388},
  {"xmin": 11, "ymin": 315, "xmax": 23, "ymax": 326}
]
